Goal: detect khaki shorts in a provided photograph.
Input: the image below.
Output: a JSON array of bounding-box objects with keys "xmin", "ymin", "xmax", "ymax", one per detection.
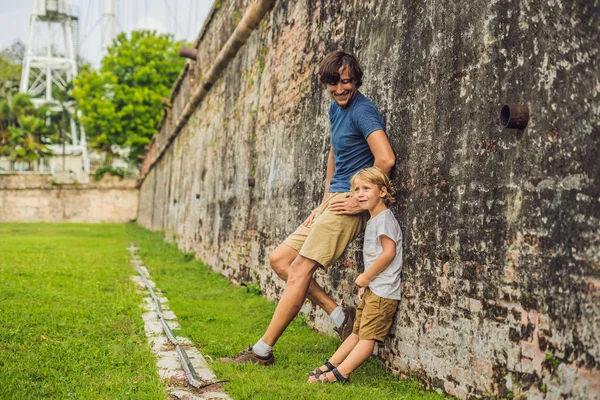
[
  {"xmin": 283, "ymin": 192, "xmax": 368, "ymax": 268},
  {"xmin": 353, "ymin": 288, "xmax": 399, "ymax": 342}
]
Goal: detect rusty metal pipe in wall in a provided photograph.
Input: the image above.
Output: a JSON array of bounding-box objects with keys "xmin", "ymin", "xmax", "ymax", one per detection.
[
  {"xmin": 500, "ymin": 104, "xmax": 529, "ymax": 129},
  {"xmin": 178, "ymin": 45, "xmax": 198, "ymax": 61},
  {"xmin": 174, "ymin": 0, "xmax": 276, "ymax": 134}
]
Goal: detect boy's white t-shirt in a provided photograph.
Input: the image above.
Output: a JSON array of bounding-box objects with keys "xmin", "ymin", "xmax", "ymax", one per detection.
[{"xmin": 363, "ymin": 209, "xmax": 403, "ymax": 300}]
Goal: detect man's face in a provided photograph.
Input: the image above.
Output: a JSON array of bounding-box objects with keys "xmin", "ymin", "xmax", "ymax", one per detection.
[{"xmin": 327, "ymin": 66, "xmax": 357, "ymax": 108}]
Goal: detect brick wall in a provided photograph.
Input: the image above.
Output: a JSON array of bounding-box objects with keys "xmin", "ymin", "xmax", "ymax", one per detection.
[
  {"xmin": 0, "ymin": 173, "xmax": 138, "ymax": 223},
  {"xmin": 137, "ymin": 1, "xmax": 600, "ymax": 398}
]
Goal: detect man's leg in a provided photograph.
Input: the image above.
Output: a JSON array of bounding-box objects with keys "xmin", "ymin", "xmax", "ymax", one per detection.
[
  {"xmin": 219, "ymin": 254, "xmax": 320, "ymax": 365},
  {"xmin": 261, "ymin": 254, "xmax": 320, "ymax": 346},
  {"xmin": 269, "ymin": 243, "xmax": 337, "ymax": 314},
  {"xmin": 270, "ymin": 244, "xmax": 355, "ymax": 340}
]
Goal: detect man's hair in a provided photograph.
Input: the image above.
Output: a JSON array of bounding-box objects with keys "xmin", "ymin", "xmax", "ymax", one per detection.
[
  {"xmin": 318, "ymin": 51, "xmax": 363, "ymax": 88},
  {"xmin": 351, "ymin": 167, "xmax": 396, "ymax": 204}
]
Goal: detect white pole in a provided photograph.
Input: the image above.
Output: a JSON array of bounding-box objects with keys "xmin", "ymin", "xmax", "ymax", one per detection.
[
  {"xmin": 20, "ymin": 15, "xmax": 37, "ymax": 93},
  {"xmin": 70, "ymin": 114, "xmax": 78, "ymax": 146},
  {"xmin": 102, "ymin": 0, "xmax": 116, "ymax": 55},
  {"xmin": 46, "ymin": 21, "xmax": 52, "ymax": 101},
  {"xmin": 78, "ymin": 110, "xmax": 90, "ymax": 173},
  {"xmin": 64, "ymin": 17, "xmax": 77, "ymax": 78}
]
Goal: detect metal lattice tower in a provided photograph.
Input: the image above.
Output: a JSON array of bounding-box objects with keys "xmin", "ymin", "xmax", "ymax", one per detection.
[
  {"xmin": 102, "ymin": 0, "xmax": 116, "ymax": 56},
  {"xmin": 20, "ymin": 0, "xmax": 89, "ymax": 173}
]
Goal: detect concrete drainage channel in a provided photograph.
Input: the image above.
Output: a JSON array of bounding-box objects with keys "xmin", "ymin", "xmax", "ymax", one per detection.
[{"xmin": 128, "ymin": 245, "xmax": 231, "ymax": 400}]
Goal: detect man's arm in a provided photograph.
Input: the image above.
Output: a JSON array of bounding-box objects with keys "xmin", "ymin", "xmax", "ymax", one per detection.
[
  {"xmin": 323, "ymin": 146, "xmax": 335, "ymax": 202},
  {"xmin": 366, "ymin": 130, "xmax": 395, "ymax": 176},
  {"xmin": 329, "ymin": 130, "xmax": 395, "ymax": 215}
]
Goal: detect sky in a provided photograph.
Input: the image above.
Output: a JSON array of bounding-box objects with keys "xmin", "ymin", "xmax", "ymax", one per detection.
[{"xmin": 0, "ymin": 0, "xmax": 213, "ymax": 68}]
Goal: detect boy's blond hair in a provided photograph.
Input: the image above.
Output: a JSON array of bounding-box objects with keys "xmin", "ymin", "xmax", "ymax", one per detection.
[{"xmin": 350, "ymin": 167, "xmax": 396, "ymax": 204}]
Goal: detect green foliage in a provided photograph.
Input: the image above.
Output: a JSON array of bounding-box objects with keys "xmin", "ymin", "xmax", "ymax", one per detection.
[
  {"xmin": 258, "ymin": 46, "xmax": 267, "ymax": 75},
  {"xmin": 241, "ymin": 282, "xmax": 263, "ymax": 296},
  {"xmin": 0, "ymin": 40, "xmax": 25, "ymax": 64},
  {"xmin": 93, "ymin": 165, "xmax": 126, "ymax": 181},
  {"xmin": 233, "ymin": 11, "xmax": 243, "ymax": 27},
  {"xmin": 0, "ymin": 93, "xmax": 54, "ymax": 166},
  {"xmin": 0, "ymin": 41, "xmax": 25, "ymax": 98},
  {"xmin": 0, "ymin": 57, "xmax": 21, "ymax": 97},
  {"xmin": 0, "ymin": 40, "xmax": 25, "ymax": 97},
  {"xmin": 544, "ymin": 351, "xmax": 560, "ymax": 370},
  {"xmin": 72, "ymin": 30, "xmax": 185, "ymax": 165},
  {"xmin": 182, "ymin": 252, "xmax": 196, "ymax": 262}
]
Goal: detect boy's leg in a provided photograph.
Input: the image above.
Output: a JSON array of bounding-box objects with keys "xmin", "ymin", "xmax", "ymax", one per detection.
[
  {"xmin": 308, "ymin": 333, "xmax": 360, "ymax": 379},
  {"xmin": 270, "ymin": 243, "xmax": 338, "ymax": 314},
  {"xmin": 335, "ymin": 339, "xmax": 376, "ymax": 377},
  {"xmin": 328, "ymin": 333, "xmax": 361, "ymax": 366}
]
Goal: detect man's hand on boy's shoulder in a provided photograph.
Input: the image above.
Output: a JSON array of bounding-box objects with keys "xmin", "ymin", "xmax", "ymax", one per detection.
[{"xmin": 329, "ymin": 194, "xmax": 362, "ymax": 215}]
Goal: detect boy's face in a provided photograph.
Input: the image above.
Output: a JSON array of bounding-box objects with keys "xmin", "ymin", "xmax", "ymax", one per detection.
[
  {"xmin": 326, "ymin": 66, "xmax": 357, "ymax": 108},
  {"xmin": 353, "ymin": 178, "xmax": 387, "ymax": 211}
]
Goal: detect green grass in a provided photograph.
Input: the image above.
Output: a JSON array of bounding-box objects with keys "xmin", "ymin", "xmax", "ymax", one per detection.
[
  {"xmin": 127, "ymin": 223, "xmax": 447, "ymax": 400},
  {"xmin": 0, "ymin": 223, "xmax": 165, "ymax": 399}
]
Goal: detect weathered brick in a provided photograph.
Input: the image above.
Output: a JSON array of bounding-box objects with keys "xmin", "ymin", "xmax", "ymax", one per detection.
[
  {"xmin": 506, "ymin": 347, "xmax": 522, "ymax": 371},
  {"xmin": 469, "ymin": 354, "xmax": 494, "ymax": 378}
]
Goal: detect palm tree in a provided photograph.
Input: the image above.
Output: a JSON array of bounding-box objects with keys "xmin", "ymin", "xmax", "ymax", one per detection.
[{"xmin": 0, "ymin": 93, "xmax": 54, "ymax": 170}]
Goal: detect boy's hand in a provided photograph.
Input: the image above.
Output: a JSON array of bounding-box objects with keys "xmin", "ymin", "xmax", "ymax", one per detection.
[
  {"xmin": 358, "ymin": 287, "xmax": 365, "ymax": 301},
  {"xmin": 355, "ymin": 273, "xmax": 371, "ymax": 288}
]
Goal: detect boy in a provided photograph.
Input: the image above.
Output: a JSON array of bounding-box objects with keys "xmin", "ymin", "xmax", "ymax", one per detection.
[{"xmin": 308, "ymin": 167, "xmax": 402, "ymax": 383}]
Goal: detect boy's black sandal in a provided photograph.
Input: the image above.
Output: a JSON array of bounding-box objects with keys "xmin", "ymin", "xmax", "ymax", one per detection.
[
  {"xmin": 308, "ymin": 359, "xmax": 336, "ymax": 377},
  {"xmin": 318, "ymin": 367, "xmax": 349, "ymax": 384}
]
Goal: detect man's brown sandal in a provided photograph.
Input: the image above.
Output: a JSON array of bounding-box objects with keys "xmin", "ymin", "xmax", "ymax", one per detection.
[{"xmin": 308, "ymin": 359, "xmax": 336, "ymax": 377}]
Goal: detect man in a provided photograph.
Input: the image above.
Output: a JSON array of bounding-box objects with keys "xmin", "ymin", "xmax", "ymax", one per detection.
[{"xmin": 221, "ymin": 50, "xmax": 395, "ymax": 365}]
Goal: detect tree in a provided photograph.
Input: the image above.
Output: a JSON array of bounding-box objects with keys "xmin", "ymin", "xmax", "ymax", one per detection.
[
  {"xmin": 0, "ymin": 40, "xmax": 25, "ymax": 65},
  {"xmin": 0, "ymin": 40, "xmax": 25, "ymax": 98},
  {"xmin": 0, "ymin": 93, "xmax": 54, "ymax": 169},
  {"xmin": 72, "ymin": 30, "xmax": 185, "ymax": 165}
]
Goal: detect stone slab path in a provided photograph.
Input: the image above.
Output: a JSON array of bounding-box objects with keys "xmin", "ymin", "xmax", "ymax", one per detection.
[{"xmin": 129, "ymin": 247, "xmax": 232, "ymax": 400}]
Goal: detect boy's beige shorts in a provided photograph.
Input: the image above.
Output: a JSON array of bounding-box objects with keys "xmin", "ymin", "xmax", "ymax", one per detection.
[
  {"xmin": 353, "ymin": 287, "xmax": 399, "ymax": 342},
  {"xmin": 283, "ymin": 192, "xmax": 368, "ymax": 268}
]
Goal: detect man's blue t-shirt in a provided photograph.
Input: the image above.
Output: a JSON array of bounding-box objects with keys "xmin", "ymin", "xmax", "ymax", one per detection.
[{"xmin": 329, "ymin": 92, "xmax": 385, "ymax": 192}]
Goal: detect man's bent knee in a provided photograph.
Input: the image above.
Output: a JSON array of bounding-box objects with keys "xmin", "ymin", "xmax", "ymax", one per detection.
[
  {"xmin": 288, "ymin": 256, "xmax": 319, "ymax": 285},
  {"xmin": 269, "ymin": 245, "xmax": 295, "ymax": 280}
]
